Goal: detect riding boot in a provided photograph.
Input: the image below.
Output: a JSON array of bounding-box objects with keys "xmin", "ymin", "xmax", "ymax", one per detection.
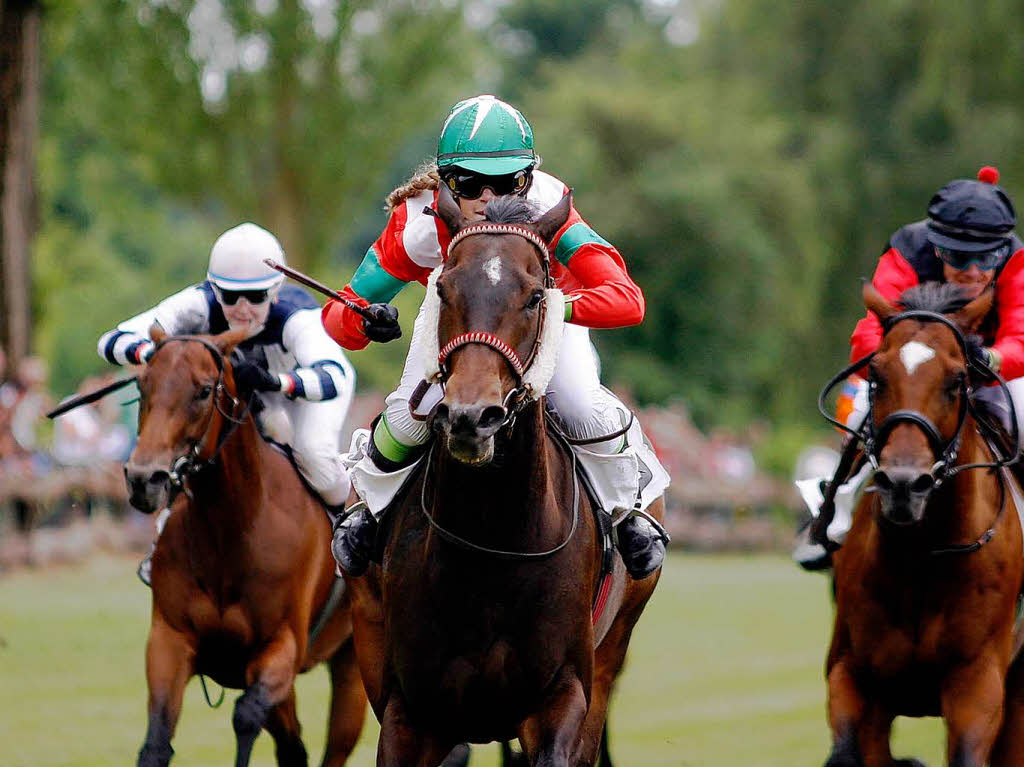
[
  {"xmin": 617, "ymin": 513, "xmax": 670, "ymax": 580},
  {"xmin": 331, "ymin": 501, "xmax": 378, "ymax": 577},
  {"xmin": 332, "ymin": 426, "xmax": 422, "ymax": 577}
]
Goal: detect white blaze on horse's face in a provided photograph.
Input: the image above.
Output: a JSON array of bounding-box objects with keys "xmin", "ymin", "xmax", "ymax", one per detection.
[
  {"xmin": 899, "ymin": 341, "xmax": 936, "ymax": 376},
  {"xmin": 483, "ymin": 256, "xmax": 502, "ymax": 287}
]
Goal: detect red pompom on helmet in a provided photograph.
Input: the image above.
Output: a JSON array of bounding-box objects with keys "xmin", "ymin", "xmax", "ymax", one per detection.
[{"xmin": 978, "ymin": 165, "xmax": 1000, "ymax": 185}]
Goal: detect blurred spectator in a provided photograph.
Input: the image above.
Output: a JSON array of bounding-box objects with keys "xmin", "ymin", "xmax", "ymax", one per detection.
[{"xmin": 53, "ymin": 375, "xmax": 131, "ymax": 466}]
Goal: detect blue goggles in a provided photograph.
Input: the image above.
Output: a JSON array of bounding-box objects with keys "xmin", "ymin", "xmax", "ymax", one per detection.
[{"xmin": 934, "ymin": 244, "xmax": 1010, "ymax": 272}]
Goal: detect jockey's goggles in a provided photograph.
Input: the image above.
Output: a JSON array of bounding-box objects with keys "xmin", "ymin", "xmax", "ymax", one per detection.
[
  {"xmin": 441, "ymin": 167, "xmax": 532, "ymax": 199},
  {"xmin": 214, "ymin": 286, "xmax": 272, "ymax": 306},
  {"xmin": 934, "ymin": 243, "xmax": 1009, "ymax": 272}
]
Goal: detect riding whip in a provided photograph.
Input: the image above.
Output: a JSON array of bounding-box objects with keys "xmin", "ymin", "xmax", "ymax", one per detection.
[
  {"xmin": 263, "ymin": 259, "xmax": 376, "ymax": 321},
  {"xmin": 46, "ymin": 375, "xmax": 138, "ymax": 419}
]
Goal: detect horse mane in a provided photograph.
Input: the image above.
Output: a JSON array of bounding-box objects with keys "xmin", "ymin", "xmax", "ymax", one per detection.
[
  {"xmin": 484, "ymin": 196, "xmax": 543, "ymax": 224},
  {"xmin": 897, "ymin": 281, "xmax": 972, "ymax": 315},
  {"xmin": 385, "ymin": 161, "xmax": 440, "ymax": 210}
]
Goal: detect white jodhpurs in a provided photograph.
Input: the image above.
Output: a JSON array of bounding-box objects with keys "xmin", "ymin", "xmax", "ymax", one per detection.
[
  {"xmin": 381, "ymin": 301, "xmax": 629, "ymax": 456},
  {"xmin": 258, "ymin": 388, "xmax": 354, "ymax": 507}
]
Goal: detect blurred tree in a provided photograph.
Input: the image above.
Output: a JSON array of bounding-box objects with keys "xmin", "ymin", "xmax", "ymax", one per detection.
[
  {"xmin": 52, "ymin": 0, "xmax": 483, "ymax": 272},
  {"xmin": 0, "ymin": 0, "xmax": 41, "ymax": 367}
]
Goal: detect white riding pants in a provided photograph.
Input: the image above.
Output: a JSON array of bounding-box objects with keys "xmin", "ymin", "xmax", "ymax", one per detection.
[
  {"xmin": 383, "ymin": 301, "xmax": 629, "ymax": 455},
  {"xmin": 258, "ymin": 386, "xmax": 354, "ymax": 507}
]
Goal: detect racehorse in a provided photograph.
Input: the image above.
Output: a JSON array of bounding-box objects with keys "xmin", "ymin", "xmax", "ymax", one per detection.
[
  {"xmin": 344, "ymin": 186, "xmax": 664, "ymax": 766},
  {"xmin": 823, "ymin": 281, "xmax": 1023, "ymax": 767},
  {"xmin": 126, "ymin": 328, "xmax": 366, "ymax": 767}
]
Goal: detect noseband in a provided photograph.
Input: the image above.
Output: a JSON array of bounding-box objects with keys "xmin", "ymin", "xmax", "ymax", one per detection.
[
  {"xmin": 821, "ymin": 310, "xmax": 1019, "ymax": 488},
  {"xmin": 144, "ymin": 336, "xmax": 251, "ymax": 496}
]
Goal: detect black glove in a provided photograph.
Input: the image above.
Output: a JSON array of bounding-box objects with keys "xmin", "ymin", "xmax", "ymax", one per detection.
[
  {"xmin": 233, "ymin": 361, "xmax": 281, "ymax": 393},
  {"xmin": 363, "ymin": 303, "xmax": 402, "ymax": 343}
]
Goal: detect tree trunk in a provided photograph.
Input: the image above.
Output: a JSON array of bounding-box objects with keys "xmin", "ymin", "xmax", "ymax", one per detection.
[{"xmin": 0, "ymin": 0, "xmax": 41, "ymax": 368}]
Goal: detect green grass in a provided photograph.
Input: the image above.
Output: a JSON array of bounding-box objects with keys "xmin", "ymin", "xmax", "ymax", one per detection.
[{"xmin": 0, "ymin": 553, "xmax": 947, "ymax": 766}]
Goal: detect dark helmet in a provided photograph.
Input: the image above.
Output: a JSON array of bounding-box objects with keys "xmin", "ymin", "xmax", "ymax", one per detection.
[{"xmin": 926, "ymin": 166, "xmax": 1016, "ymax": 252}]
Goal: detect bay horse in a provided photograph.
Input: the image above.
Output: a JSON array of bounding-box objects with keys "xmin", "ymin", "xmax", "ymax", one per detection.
[
  {"xmin": 126, "ymin": 328, "xmax": 366, "ymax": 767},
  {"xmin": 344, "ymin": 187, "xmax": 664, "ymax": 766},
  {"xmin": 823, "ymin": 281, "xmax": 1023, "ymax": 767}
]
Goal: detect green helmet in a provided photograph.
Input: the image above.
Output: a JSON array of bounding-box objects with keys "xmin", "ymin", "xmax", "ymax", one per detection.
[{"xmin": 436, "ymin": 95, "xmax": 535, "ymax": 175}]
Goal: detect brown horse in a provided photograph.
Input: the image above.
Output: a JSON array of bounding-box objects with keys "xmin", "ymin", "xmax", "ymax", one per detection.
[
  {"xmin": 345, "ymin": 188, "xmax": 664, "ymax": 766},
  {"xmin": 823, "ymin": 281, "xmax": 1023, "ymax": 767},
  {"xmin": 126, "ymin": 328, "xmax": 366, "ymax": 767}
]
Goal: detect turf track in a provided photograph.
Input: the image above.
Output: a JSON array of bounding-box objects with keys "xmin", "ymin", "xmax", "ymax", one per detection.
[{"xmin": 0, "ymin": 552, "xmax": 947, "ymax": 766}]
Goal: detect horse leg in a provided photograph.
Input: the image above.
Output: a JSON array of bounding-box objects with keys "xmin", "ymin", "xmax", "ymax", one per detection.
[
  {"xmin": 376, "ymin": 693, "xmax": 454, "ymax": 767},
  {"xmin": 941, "ymin": 657, "xmax": 1005, "ymax": 767},
  {"xmin": 519, "ymin": 668, "xmax": 589, "ymax": 767},
  {"xmin": 264, "ymin": 688, "xmax": 309, "ymax": 767},
  {"xmin": 233, "ymin": 630, "xmax": 301, "ymax": 767},
  {"xmin": 991, "ymin": 642, "xmax": 1024, "ymax": 766},
  {"xmin": 571, "ymin": 614, "xmax": 634, "ymax": 766},
  {"xmin": 825, "ymin": 660, "xmax": 895, "ymax": 767},
  {"xmin": 321, "ymin": 638, "xmax": 368, "ymax": 767},
  {"xmin": 138, "ymin": 617, "xmax": 195, "ymax": 767}
]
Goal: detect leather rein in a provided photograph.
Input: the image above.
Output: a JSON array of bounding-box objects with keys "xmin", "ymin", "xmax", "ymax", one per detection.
[
  {"xmin": 818, "ymin": 309, "xmax": 1021, "ymax": 555},
  {"xmin": 145, "ymin": 336, "xmax": 253, "ymax": 500}
]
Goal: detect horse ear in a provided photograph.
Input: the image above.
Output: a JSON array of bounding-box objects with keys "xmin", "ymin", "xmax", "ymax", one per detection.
[
  {"xmin": 212, "ymin": 327, "xmax": 249, "ymax": 355},
  {"xmin": 952, "ymin": 287, "xmax": 995, "ymax": 334},
  {"xmin": 428, "ymin": 182, "xmax": 468, "ymax": 236},
  {"xmin": 149, "ymin": 323, "xmax": 166, "ymax": 345},
  {"xmin": 863, "ymin": 280, "xmax": 897, "ymax": 323},
  {"xmin": 534, "ymin": 190, "xmax": 573, "ymax": 244}
]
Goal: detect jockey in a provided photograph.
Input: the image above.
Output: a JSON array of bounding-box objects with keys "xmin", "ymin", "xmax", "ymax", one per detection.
[
  {"xmin": 98, "ymin": 223, "xmax": 356, "ymax": 584},
  {"xmin": 321, "ymin": 94, "xmax": 671, "ymax": 580},
  {"xmin": 794, "ymin": 166, "xmax": 1024, "ymax": 569}
]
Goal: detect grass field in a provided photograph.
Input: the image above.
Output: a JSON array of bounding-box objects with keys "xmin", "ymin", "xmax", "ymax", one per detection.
[{"xmin": 0, "ymin": 552, "xmax": 947, "ymax": 766}]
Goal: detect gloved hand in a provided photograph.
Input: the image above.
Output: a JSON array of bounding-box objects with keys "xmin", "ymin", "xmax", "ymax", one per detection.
[
  {"xmin": 363, "ymin": 303, "xmax": 402, "ymax": 343},
  {"xmin": 233, "ymin": 361, "xmax": 282, "ymax": 393},
  {"xmin": 134, "ymin": 341, "xmax": 156, "ymax": 364}
]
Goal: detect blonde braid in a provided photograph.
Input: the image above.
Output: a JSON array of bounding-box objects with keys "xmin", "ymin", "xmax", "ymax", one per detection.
[{"xmin": 385, "ymin": 161, "xmax": 441, "ymax": 211}]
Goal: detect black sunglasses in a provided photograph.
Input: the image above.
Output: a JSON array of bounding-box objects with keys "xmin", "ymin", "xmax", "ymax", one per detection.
[
  {"xmin": 216, "ymin": 287, "xmax": 271, "ymax": 306},
  {"xmin": 442, "ymin": 168, "xmax": 532, "ymax": 199},
  {"xmin": 934, "ymin": 244, "xmax": 1009, "ymax": 272}
]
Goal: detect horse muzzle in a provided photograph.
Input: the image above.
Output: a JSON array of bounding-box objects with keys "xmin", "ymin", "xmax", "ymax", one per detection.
[
  {"xmin": 124, "ymin": 461, "xmax": 172, "ymax": 514},
  {"xmin": 432, "ymin": 401, "xmax": 507, "ymax": 464},
  {"xmin": 873, "ymin": 466, "xmax": 934, "ymax": 526}
]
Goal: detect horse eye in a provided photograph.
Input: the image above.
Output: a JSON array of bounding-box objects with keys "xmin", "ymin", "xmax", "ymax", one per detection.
[
  {"xmin": 196, "ymin": 385, "xmax": 213, "ymax": 400},
  {"xmin": 436, "ymin": 282, "xmax": 448, "ymax": 305},
  {"xmin": 525, "ymin": 290, "xmax": 543, "ymax": 310}
]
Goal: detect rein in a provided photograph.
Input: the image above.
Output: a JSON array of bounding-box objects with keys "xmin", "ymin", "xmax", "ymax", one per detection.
[
  {"xmin": 816, "ymin": 309, "xmax": 1021, "ymax": 555},
  {"xmin": 146, "ymin": 336, "xmax": 253, "ymax": 498},
  {"xmin": 417, "ymin": 413, "xmax": 581, "ymax": 560}
]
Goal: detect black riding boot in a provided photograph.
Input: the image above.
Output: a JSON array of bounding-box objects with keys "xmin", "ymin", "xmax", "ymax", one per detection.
[
  {"xmin": 331, "ymin": 502, "xmax": 378, "ymax": 577},
  {"xmin": 618, "ymin": 514, "xmax": 669, "ymax": 580}
]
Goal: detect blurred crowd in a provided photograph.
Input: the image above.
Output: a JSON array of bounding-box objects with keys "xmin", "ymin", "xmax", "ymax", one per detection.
[{"xmin": 0, "ymin": 348, "xmax": 133, "ymax": 539}]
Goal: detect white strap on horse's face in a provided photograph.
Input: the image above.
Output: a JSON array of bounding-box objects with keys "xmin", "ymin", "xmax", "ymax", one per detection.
[{"xmin": 419, "ymin": 264, "xmax": 564, "ymax": 399}]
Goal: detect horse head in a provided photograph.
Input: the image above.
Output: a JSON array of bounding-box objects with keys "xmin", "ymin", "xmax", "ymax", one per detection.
[
  {"xmin": 429, "ymin": 184, "xmax": 571, "ymax": 464},
  {"xmin": 862, "ymin": 280, "xmax": 993, "ymax": 526},
  {"xmin": 124, "ymin": 325, "xmax": 248, "ymax": 513}
]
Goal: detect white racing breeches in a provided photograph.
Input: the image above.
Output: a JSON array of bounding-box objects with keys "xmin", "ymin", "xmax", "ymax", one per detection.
[{"xmin": 351, "ymin": 300, "xmax": 670, "ymax": 518}]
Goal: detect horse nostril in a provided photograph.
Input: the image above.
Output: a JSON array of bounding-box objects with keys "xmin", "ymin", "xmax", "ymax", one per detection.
[
  {"xmin": 478, "ymin": 405, "xmax": 507, "ymax": 432},
  {"xmin": 910, "ymin": 474, "xmax": 935, "ymax": 494},
  {"xmin": 433, "ymin": 404, "xmax": 451, "ymax": 431},
  {"xmin": 874, "ymin": 470, "xmax": 894, "ymax": 491}
]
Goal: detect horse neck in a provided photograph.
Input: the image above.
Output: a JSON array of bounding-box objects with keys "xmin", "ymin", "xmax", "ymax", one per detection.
[
  {"xmin": 433, "ymin": 400, "xmax": 561, "ymax": 544},
  {"xmin": 187, "ymin": 412, "xmax": 266, "ymax": 534}
]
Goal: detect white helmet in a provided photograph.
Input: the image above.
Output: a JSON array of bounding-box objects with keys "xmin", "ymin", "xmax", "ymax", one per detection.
[{"xmin": 207, "ymin": 223, "xmax": 287, "ymax": 291}]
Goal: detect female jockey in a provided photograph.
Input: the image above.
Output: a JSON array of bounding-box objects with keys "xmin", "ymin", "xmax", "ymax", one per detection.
[
  {"xmin": 322, "ymin": 94, "xmax": 670, "ymax": 580},
  {"xmin": 98, "ymin": 222, "xmax": 356, "ymax": 584},
  {"xmin": 794, "ymin": 166, "xmax": 1024, "ymax": 569}
]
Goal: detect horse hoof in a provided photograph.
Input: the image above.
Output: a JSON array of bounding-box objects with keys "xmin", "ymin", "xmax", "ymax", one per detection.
[{"xmin": 439, "ymin": 743, "xmax": 470, "ymax": 767}]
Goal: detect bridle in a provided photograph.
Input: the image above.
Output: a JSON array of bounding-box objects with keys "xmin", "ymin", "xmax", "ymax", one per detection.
[
  {"xmin": 142, "ymin": 336, "xmax": 252, "ymax": 499},
  {"xmin": 818, "ymin": 309, "xmax": 1021, "ymax": 554},
  {"xmin": 435, "ymin": 222, "xmax": 554, "ymax": 425}
]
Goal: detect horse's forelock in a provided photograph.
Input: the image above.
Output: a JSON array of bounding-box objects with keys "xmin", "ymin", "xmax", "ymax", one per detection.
[
  {"xmin": 897, "ymin": 282, "xmax": 972, "ymax": 315},
  {"xmin": 484, "ymin": 196, "xmax": 542, "ymax": 225}
]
